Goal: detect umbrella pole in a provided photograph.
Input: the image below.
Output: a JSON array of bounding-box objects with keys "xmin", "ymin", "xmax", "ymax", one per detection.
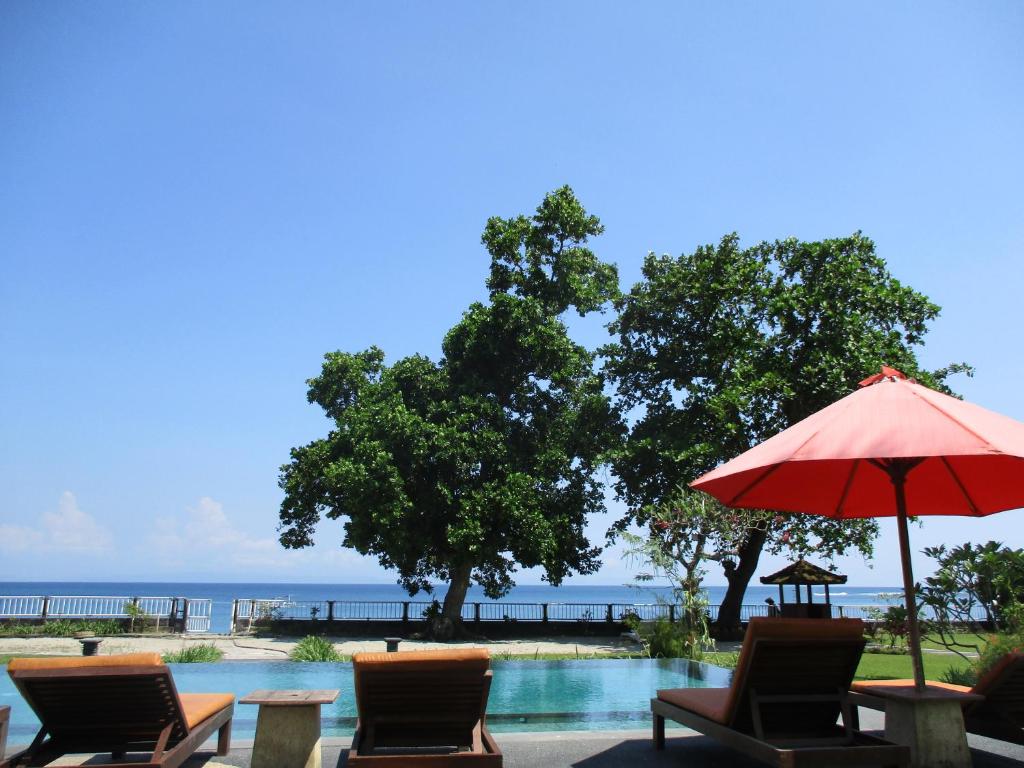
[{"xmin": 893, "ymin": 472, "xmax": 927, "ymax": 691}]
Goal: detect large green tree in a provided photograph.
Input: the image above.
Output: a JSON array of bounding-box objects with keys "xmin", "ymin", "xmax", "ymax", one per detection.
[
  {"xmin": 278, "ymin": 187, "xmax": 621, "ymax": 637},
  {"xmin": 604, "ymin": 232, "xmax": 966, "ymax": 636}
]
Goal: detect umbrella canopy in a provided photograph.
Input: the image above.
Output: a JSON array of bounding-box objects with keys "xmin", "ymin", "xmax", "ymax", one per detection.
[{"xmin": 692, "ymin": 367, "xmax": 1024, "ymax": 690}]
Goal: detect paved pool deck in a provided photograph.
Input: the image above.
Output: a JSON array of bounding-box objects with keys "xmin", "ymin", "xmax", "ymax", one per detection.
[{"xmin": 18, "ymin": 711, "xmax": 1024, "ymax": 767}]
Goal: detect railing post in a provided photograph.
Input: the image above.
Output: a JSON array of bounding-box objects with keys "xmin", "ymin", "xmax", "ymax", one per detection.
[
  {"xmin": 230, "ymin": 600, "xmax": 238, "ymax": 634},
  {"xmin": 669, "ymin": 604, "xmax": 676, "ymax": 624},
  {"xmin": 402, "ymin": 601, "xmax": 410, "ymax": 623},
  {"xmin": 169, "ymin": 598, "xmax": 178, "ymax": 631},
  {"xmin": 542, "ymin": 603, "xmax": 548, "ymax": 623},
  {"xmin": 606, "ymin": 604, "xmax": 613, "ymax": 623},
  {"xmin": 181, "ymin": 599, "xmax": 190, "ymax": 634},
  {"xmin": 837, "ymin": 605, "xmax": 844, "ymax": 618},
  {"xmin": 327, "ymin": 600, "xmax": 335, "ymax": 622},
  {"xmin": 474, "ymin": 603, "xmax": 481, "ymax": 623},
  {"xmin": 40, "ymin": 596, "xmax": 50, "ymax": 620}
]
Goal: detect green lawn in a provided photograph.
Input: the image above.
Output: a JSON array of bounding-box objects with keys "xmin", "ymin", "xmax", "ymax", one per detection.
[
  {"xmin": 701, "ymin": 648, "xmax": 974, "ymax": 682},
  {"xmin": 855, "ymin": 652, "xmax": 971, "ymax": 681}
]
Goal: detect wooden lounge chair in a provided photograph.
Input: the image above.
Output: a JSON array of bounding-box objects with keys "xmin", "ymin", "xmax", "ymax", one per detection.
[
  {"xmin": 348, "ymin": 648, "xmax": 502, "ymax": 766},
  {"xmin": 652, "ymin": 618, "xmax": 910, "ymax": 767},
  {"xmin": 3, "ymin": 653, "xmax": 234, "ymax": 768},
  {"xmin": 851, "ymin": 651, "xmax": 1024, "ymax": 745}
]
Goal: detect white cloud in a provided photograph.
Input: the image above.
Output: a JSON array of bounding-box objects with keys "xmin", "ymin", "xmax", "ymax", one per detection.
[
  {"xmin": 0, "ymin": 492, "xmax": 113, "ymax": 554},
  {"xmin": 151, "ymin": 497, "xmax": 306, "ymax": 571},
  {"xmin": 146, "ymin": 497, "xmax": 394, "ymax": 580}
]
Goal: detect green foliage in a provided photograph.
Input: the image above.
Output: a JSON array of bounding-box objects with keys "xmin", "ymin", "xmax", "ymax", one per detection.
[
  {"xmin": 0, "ymin": 619, "xmax": 124, "ymax": 637},
  {"xmin": 644, "ymin": 617, "xmax": 693, "ymax": 659},
  {"xmin": 940, "ymin": 666, "xmax": 978, "ymax": 687},
  {"xmin": 623, "ymin": 487, "xmax": 716, "ymax": 658},
  {"xmin": 921, "ymin": 541, "xmax": 1024, "ymax": 626},
  {"xmin": 975, "ymin": 632, "xmax": 1024, "ymax": 680},
  {"xmin": 162, "ymin": 644, "xmax": 224, "ymax": 663},
  {"xmin": 124, "ymin": 601, "xmax": 148, "ymax": 633},
  {"xmin": 869, "ymin": 604, "xmax": 920, "ymax": 649},
  {"xmin": 279, "ymin": 188, "xmax": 622, "ymax": 632},
  {"xmin": 604, "ymin": 232, "xmax": 963, "ymax": 629},
  {"xmin": 290, "ymin": 635, "xmax": 343, "ymax": 662}
]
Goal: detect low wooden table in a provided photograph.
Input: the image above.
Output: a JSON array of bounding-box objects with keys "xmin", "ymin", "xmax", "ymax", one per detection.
[
  {"xmin": 849, "ymin": 684, "xmax": 983, "ymax": 768},
  {"xmin": 240, "ymin": 689, "xmax": 339, "ymax": 768}
]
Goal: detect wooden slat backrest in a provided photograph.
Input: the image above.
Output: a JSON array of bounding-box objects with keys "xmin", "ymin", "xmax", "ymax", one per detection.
[
  {"xmin": 352, "ymin": 650, "xmax": 492, "ymax": 749},
  {"xmin": 970, "ymin": 652, "xmax": 1024, "ymax": 724},
  {"xmin": 9, "ymin": 664, "xmax": 190, "ymax": 745},
  {"xmin": 726, "ymin": 618, "xmax": 865, "ymax": 735}
]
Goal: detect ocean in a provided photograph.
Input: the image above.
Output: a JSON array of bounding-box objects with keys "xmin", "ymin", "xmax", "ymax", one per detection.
[{"xmin": 0, "ymin": 581, "xmax": 902, "ymax": 634}]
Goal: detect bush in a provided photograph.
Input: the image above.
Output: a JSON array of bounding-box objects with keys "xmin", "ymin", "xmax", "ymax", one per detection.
[
  {"xmin": 290, "ymin": 635, "xmax": 342, "ymax": 662},
  {"xmin": 975, "ymin": 632, "xmax": 1023, "ymax": 679},
  {"xmin": 162, "ymin": 644, "xmax": 224, "ymax": 663},
  {"xmin": 0, "ymin": 619, "xmax": 125, "ymax": 638},
  {"xmin": 940, "ymin": 666, "xmax": 978, "ymax": 686},
  {"xmin": 645, "ymin": 617, "xmax": 690, "ymax": 659}
]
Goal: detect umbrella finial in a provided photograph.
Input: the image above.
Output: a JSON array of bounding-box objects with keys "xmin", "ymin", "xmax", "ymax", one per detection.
[{"xmin": 858, "ymin": 366, "xmax": 907, "ymax": 388}]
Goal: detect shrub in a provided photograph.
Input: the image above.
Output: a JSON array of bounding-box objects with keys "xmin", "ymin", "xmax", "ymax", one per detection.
[
  {"xmin": 0, "ymin": 619, "xmax": 125, "ymax": 637},
  {"xmin": 975, "ymin": 632, "xmax": 1023, "ymax": 680},
  {"xmin": 290, "ymin": 635, "xmax": 342, "ymax": 662},
  {"xmin": 162, "ymin": 644, "xmax": 224, "ymax": 663},
  {"xmin": 645, "ymin": 617, "xmax": 690, "ymax": 659},
  {"xmin": 940, "ymin": 666, "xmax": 978, "ymax": 687}
]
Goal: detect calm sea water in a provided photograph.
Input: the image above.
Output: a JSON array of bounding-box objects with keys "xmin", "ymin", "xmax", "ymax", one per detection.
[{"xmin": 0, "ymin": 581, "xmax": 901, "ymax": 634}]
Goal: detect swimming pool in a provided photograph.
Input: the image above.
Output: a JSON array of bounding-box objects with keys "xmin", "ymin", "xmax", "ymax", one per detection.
[{"xmin": 0, "ymin": 658, "xmax": 731, "ymax": 742}]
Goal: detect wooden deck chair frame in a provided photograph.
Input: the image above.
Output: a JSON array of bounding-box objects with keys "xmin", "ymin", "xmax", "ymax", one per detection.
[
  {"xmin": 3, "ymin": 656, "xmax": 233, "ymax": 768},
  {"xmin": 348, "ymin": 649, "xmax": 502, "ymax": 766},
  {"xmin": 652, "ymin": 618, "xmax": 910, "ymax": 768}
]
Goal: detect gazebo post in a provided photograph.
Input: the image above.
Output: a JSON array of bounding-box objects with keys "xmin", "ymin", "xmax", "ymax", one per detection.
[
  {"xmin": 794, "ymin": 585, "xmax": 801, "ymax": 604},
  {"xmin": 806, "ymin": 584, "xmax": 813, "ymax": 604},
  {"xmin": 778, "ymin": 585, "xmax": 784, "ymax": 605}
]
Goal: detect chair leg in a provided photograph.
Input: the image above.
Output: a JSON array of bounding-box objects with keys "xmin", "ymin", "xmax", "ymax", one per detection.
[
  {"xmin": 217, "ymin": 718, "xmax": 232, "ymax": 756},
  {"xmin": 653, "ymin": 713, "xmax": 665, "ymax": 750}
]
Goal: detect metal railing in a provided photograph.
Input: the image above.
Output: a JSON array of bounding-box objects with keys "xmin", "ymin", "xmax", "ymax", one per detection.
[
  {"xmin": 229, "ymin": 597, "xmax": 834, "ymax": 632},
  {"xmin": 0, "ymin": 595, "xmax": 212, "ymax": 633}
]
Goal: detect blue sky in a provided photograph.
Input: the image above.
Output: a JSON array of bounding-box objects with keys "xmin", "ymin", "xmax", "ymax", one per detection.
[{"xmin": 1, "ymin": 2, "xmax": 1022, "ymax": 589}]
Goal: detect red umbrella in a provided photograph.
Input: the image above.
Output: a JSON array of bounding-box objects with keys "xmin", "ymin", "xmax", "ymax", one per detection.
[{"xmin": 691, "ymin": 367, "xmax": 1024, "ymax": 690}]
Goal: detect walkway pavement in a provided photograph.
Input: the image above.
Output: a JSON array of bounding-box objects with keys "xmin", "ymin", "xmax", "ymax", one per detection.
[
  {"xmin": 0, "ymin": 634, "xmax": 646, "ymax": 660},
  {"xmin": 27, "ymin": 714, "xmax": 1024, "ymax": 767}
]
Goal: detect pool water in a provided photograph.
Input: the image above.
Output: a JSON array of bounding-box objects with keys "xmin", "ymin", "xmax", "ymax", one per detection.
[{"xmin": 0, "ymin": 658, "xmax": 731, "ymax": 741}]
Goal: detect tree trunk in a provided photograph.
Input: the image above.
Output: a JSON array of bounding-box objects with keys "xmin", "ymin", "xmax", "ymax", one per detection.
[
  {"xmin": 433, "ymin": 563, "xmax": 472, "ymax": 640},
  {"xmin": 713, "ymin": 527, "xmax": 768, "ymax": 640}
]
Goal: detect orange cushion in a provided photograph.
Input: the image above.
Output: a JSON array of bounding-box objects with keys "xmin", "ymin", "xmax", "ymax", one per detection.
[
  {"xmin": 851, "ymin": 679, "xmax": 972, "ymax": 695},
  {"xmin": 7, "ymin": 653, "xmax": 164, "ymax": 672},
  {"xmin": 180, "ymin": 693, "xmax": 235, "ymax": 729},
  {"xmin": 657, "ymin": 687, "xmax": 731, "ymax": 724}
]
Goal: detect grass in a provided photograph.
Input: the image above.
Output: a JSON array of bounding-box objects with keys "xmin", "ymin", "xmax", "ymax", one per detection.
[
  {"xmin": 290, "ymin": 635, "xmax": 343, "ymax": 662},
  {"xmin": 699, "ymin": 647, "xmax": 971, "ymax": 682},
  {"xmin": 162, "ymin": 644, "xmax": 224, "ymax": 663}
]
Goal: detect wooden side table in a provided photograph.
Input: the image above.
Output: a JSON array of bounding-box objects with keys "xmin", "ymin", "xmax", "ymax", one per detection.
[
  {"xmin": 240, "ymin": 689, "xmax": 339, "ymax": 768},
  {"xmin": 850, "ymin": 684, "xmax": 983, "ymax": 768}
]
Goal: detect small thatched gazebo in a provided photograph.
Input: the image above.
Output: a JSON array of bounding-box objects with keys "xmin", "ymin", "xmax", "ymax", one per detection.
[{"xmin": 759, "ymin": 558, "xmax": 847, "ymax": 619}]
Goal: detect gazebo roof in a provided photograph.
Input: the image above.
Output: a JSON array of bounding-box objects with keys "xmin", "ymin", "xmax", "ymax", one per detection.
[{"xmin": 759, "ymin": 558, "xmax": 848, "ymax": 586}]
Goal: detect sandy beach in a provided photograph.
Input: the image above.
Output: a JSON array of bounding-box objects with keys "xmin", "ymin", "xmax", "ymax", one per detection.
[{"xmin": 0, "ymin": 634, "xmax": 645, "ymax": 660}]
